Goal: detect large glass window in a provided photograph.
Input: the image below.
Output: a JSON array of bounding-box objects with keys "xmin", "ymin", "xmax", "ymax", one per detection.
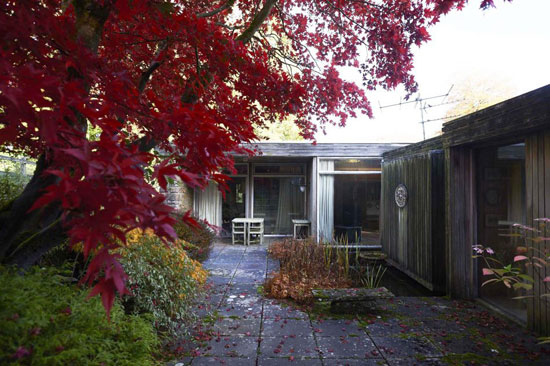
[
  {"xmin": 333, "ymin": 174, "xmax": 380, "ymax": 244},
  {"xmin": 477, "ymin": 142, "xmax": 526, "ymax": 322},
  {"xmin": 334, "ymin": 159, "xmax": 381, "ymax": 171},
  {"xmin": 318, "ymin": 158, "xmax": 382, "ymax": 244},
  {"xmin": 254, "ymin": 165, "xmax": 305, "ymax": 175},
  {"xmin": 253, "ymin": 176, "xmax": 305, "ymax": 234}
]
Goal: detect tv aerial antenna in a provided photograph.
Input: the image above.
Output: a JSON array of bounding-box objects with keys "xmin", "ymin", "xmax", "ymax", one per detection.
[{"xmin": 378, "ymin": 85, "xmax": 455, "ymax": 140}]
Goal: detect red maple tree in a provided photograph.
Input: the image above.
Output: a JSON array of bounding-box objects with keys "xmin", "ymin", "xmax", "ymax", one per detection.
[{"xmin": 0, "ymin": 0, "xmax": 506, "ymax": 314}]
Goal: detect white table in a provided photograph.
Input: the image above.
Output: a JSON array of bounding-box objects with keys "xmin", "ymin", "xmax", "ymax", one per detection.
[{"xmin": 232, "ymin": 218, "xmax": 264, "ymax": 245}]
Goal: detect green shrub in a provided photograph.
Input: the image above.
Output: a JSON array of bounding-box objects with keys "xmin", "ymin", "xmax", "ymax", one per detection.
[
  {"xmin": 119, "ymin": 229, "xmax": 208, "ymax": 338},
  {"xmin": 0, "ymin": 266, "xmax": 159, "ymax": 366},
  {"xmin": 0, "ymin": 169, "xmax": 28, "ymax": 209},
  {"xmin": 172, "ymin": 215, "xmax": 214, "ymax": 262}
]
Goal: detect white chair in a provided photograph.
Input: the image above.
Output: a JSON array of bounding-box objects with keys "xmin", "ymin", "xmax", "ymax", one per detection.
[{"xmin": 232, "ymin": 219, "xmax": 246, "ymax": 245}]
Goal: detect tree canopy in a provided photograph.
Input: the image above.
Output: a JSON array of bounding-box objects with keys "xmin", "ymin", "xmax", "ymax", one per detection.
[
  {"xmin": 445, "ymin": 74, "xmax": 517, "ymax": 120},
  {"xmin": 0, "ymin": 0, "xmax": 508, "ymax": 315}
]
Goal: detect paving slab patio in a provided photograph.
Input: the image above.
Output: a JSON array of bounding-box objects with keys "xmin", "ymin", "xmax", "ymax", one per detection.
[{"xmin": 170, "ymin": 241, "xmax": 550, "ymax": 366}]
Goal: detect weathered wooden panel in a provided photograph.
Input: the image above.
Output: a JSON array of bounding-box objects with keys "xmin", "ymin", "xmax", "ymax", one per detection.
[
  {"xmin": 381, "ymin": 142, "xmax": 446, "ymax": 292},
  {"xmin": 446, "ymin": 146, "xmax": 476, "ymax": 299},
  {"xmin": 525, "ymin": 131, "xmax": 550, "ymax": 335}
]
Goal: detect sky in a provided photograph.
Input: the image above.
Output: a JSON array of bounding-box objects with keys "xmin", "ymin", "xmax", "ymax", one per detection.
[{"xmin": 314, "ymin": 0, "xmax": 550, "ymax": 143}]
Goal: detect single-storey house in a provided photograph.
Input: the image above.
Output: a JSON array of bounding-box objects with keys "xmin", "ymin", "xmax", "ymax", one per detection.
[{"xmin": 168, "ymin": 143, "xmax": 405, "ymax": 245}]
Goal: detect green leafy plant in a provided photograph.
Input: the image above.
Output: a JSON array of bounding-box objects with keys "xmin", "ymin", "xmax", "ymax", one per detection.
[
  {"xmin": 0, "ymin": 168, "xmax": 28, "ymax": 209},
  {"xmin": 475, "ymin": 218, "xmax": 550, "ymax": 343},
  {"xmin": 172, "ymin": 214, "xmax": 215, "ymax": 262},
  {"xmin": 474, "ymin": 219, "xmax": 550, "ymax": 294},
  {"xmin": 119, "ymin": 229, "xmax": 208, "ymax": 338},
  {"xmin": 0, "ymin": 265, "xmax": 158, "ymax": 365}
]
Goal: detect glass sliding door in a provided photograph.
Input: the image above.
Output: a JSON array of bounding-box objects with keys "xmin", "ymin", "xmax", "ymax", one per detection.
[
  {"xmin": 221, "ymin": 177, "xmax": 246, "ymax": 235},
  {"xmin": 333, "ymin": 174, "xmax": 381, "ymax": 244},
  {"xmin": 318, "ymin": 158, "xmax": 381, "ymax": 244},
  {"xmin": 477, "ymin": 142, "xmax": 526, "ymax": 322}
]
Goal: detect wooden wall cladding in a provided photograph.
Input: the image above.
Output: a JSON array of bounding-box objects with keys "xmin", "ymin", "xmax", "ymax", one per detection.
[
  {"xmin": 381, "ymin": 149, "xmax": 446, "ymax": 292},
  {"xmin": 445, "ymin": 147, "xmax": 477, "ymax": 300},
  {"xmin": 526, "ymin": 131, "xmax": 550, "ymax": 335}
]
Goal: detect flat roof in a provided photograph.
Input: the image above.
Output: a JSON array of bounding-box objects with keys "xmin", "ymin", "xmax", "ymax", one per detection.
[{"xmin": 238, "ymin": 142, "xmax": 408, "ymax": 158}]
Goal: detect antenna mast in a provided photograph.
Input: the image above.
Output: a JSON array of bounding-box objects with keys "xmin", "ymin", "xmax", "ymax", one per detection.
[{"xmin": 379, "ymin": 85, "xmax": 454, "ymax": 140}]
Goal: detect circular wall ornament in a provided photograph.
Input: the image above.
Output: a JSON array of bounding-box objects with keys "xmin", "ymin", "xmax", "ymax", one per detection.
[{"xmin": 395, "ymin": 184, "xmax": 408, "ymax": 208}]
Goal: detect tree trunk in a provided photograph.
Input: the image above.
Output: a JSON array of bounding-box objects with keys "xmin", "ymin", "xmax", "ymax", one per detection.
[
  {"xmin": 0, "ymin": 155, "xmax": 65, "ymax": 267},
  {"xmin": 0, "ymin": 0, "xmax": 112, "ymax": 268}
]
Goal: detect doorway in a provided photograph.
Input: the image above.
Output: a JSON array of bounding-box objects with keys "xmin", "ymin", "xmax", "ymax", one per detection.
[{"xmin": 476, "ymin": 142, "xmax": 527, "ymax": 322}]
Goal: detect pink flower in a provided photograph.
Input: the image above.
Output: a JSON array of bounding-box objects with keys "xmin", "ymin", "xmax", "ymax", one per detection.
[
  {"xmin": 514, "ymin": 255, "xmax": 528, "ymax": 262},
  {"xmin": 11, "ymin": 346, "xmax": 31, "ymax": 359},
  {"xmin": 486, "ymin": 248, "xmax": 494, "ymax": 255},
  {"xmin": 473, "ymin": 245, "xmax": 484, "ymax": 254}
]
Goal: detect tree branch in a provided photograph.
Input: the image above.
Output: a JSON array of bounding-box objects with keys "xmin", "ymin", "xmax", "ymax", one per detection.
[
  {"xmin": 138, "ymin": 40, "xmax": 168, "ymax": 93},
  {"xmin": 197, "ymin": 0, "xmax": 235, "ymax": 18},
  {"xmin": 236, "ymin": 0, "xmax": 277, "ymax": 44}
]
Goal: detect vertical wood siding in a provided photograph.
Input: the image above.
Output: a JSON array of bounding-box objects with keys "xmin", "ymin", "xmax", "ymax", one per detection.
[
  {"xmin": 446, "ymin": 147, "xmax": 477, "ymax": 299},
  {"xmin": 526, "ymin": 131, "xmax": 550, "ymax": 335},
  {"xmin": 381, "ymin": 150, "xmax": 445, "ymax": 292}
]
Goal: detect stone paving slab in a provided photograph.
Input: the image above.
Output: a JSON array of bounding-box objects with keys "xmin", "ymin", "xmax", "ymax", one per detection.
[
  {"xmin": 262, "ymin": 317, "xmax": 313, "ymax": 337},
  {"xmin": 199, "ymin": 335, "xmax": 258, "ymax": 358},
  {"xmin": 316, "ymin": 335, "xmax": 379, "ymax": 359},
  {"xmin": 387, "ymin": 358, "xmax": 445, "ymax": 366},
  {"xmin": 328, "ymin": 360, "xmax": 389, "ymax": 366},
  {"xmin": 169, "ymin": 241, "xmax": 550, "ymax": 366},
  {"xmin": 262, "ymin": 301, "xmax": 309, "ymax": 320},
  {"xmin": 212, "ymin": 318, "xmax": 261, "ymax": 337},
  {"xmin": 311, "ymin": 319, "xmax": 366, "ymax": 337},
  {"xmin": 258, "ymin": 356, "xmax": 323, "ymax": 365},
  {"xmin": 259, "ymin": 335, "xmax": 319, "ymax": 358},
  {"xmin": 370, "ymin": 335, "xmax": 442, "ymax": 359},
  {"xmin": 191, "ymin": 357, "xmax": 254, "ymax": 365}
]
